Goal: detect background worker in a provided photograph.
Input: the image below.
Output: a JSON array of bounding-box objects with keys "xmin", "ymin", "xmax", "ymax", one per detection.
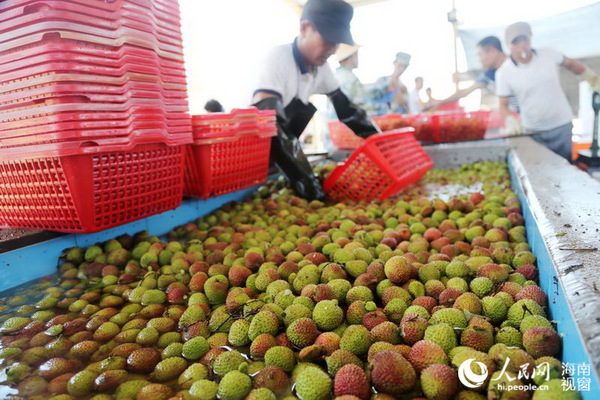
[
  {"xmin": 496, "ymin": 22, "xmax": 600, "ymax": 161},
  {"xmin": 333, "ymin": 44, "xmax": 373, "ymax": 113},
  {"xmin": 426, "ymin": 36, "xmax": 513, "ymax": 111},
  {"xmin": 372, "ymin": 52, "xmax": 411, "ymax": 115},
  {"xmin": 204, "ymin": 99, "xmax": 224, "ymax": 113},
  {"xmin": 408, "ymin": 77, "xmax": 425, "ymax": 113},
  {"xmin": 251, "ymin": 0, "xmax": 378, "ymax": 201}
]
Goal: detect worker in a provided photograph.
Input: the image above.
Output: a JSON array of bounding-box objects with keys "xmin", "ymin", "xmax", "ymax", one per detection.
[
  {"xmin": 204, "ymin": 99, "xmax": 224, "ymax": 113},
  {"xmin": 426, "ymin": 36, "xmax": 513, "ymax": 111},
  {"xmin": 372, "ymin": 52, "xmax": 411, "ymax": 115},
  {"xmin": 333, "ymin": 44, "xmax": 372, "ymax": 113},
  {"xmin": 408, "ymin": 77, "xmax": 425, "ymax": 114},
  {"xmin": 251, "ymin": 0, "xmax": 378, "ymax": 201},
  {"xmin": 496, "ymin": 22, "xmax": 600, "ymax": 161}
]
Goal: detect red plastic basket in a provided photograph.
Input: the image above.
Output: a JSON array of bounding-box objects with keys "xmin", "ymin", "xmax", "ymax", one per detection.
[
  {"xmin": 0, "ymin": 29, "xmax": 182, "ymax": 61},
  {"xmin": 0, "ymin": 0, "xmax": 180, "ymax": 19},
  {"xmin": 0, "ymin": 35, "xmax": 184, "ymax": 67},
  {"xmin": 435, "ymin": 111, "xmax": 489, "ymax": 142},
  {"xmin": 324, "ymin": 128, "xmax": 433, "ymax": 202},
  {"xmin": 185, "ymin": 124, "xmax": 276, "ymax": 199},
  {"xmin": 0, "ymin": 128, "xmax": 190, "ymax": 159},
  {"xmin": 0, "ymin": 51, "xmax": 186, "ymax": 78},
  {"xmin": 0, "ymin": 142, "xmax": 184, "ymax": 233},
  {"xmin": 192, "ymin": 108, "xmax": 275, "ymax": 138},
  {"xmin": 411, "ymin": 111, "xmax": 490, "ymax": 143},
  {"xmin": 0, "ymin": 1, "xmax": 183, "ymax": 40}
]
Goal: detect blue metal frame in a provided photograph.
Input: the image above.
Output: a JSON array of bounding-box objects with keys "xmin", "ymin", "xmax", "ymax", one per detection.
[
  {"xmin": 508, "ymin": 153, "xmax": 599, "ymax": 396},
  {"xmin": 0, "ymin": 186, "xmax": 258, "ymax": 293}
]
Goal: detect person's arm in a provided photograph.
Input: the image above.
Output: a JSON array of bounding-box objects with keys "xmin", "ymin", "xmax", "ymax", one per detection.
[
  {"xmin": 328, "ymin": 89, "xmax": 378, "ymax": 138},
  {"xmin": 321, "ymin": 65, "xmax": 378, "ymax": 137},
  {"xmin": 562, "ymin": 57, "xmax": 600, "ymax": 92},
  {"xmin": 443, "ymin": 82, "xmax": 484, "ymax": 105},
  {"xmin": 499, "ymin": 96, "xmax": 512, "ymax": 119},
  {"xmin": 425, "ymin": 82, "xmax": 484, "ymax": 111}
]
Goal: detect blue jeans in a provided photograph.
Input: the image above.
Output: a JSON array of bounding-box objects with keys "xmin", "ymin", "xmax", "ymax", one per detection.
[{"xmin": 530, "ymin": 122, "xmax": 573, "ymax": 162}]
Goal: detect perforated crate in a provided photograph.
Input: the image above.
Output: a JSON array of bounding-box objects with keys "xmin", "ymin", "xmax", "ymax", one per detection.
[
  {"xmin": 324, "ymin": 128, "xmax": 433, "ymax": 202},
  {"xmin": 186, "ymin": 109, "xmax": 276, "ymax": 199},
  {"xmin": 0, "ymin": 142, "xmax": 183, "ymax": 232}
]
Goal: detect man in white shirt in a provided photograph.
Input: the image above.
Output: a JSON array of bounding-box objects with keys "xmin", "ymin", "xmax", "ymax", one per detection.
[
  {"xmin": 408, "ymin": 77, "xmax": 425, "ymax": 114},
  {"xmin": 496, "ymin": 22, "xmax": 600, "ymax": 161},
  {"xmin": 251, "ymin": 0, "xmax": 378, "ymax": 200}
]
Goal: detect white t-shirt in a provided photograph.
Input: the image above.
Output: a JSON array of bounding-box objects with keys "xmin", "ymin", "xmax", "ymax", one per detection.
[
  {"xmin": 408, "ymin": 88, "xmax": 423, "ymax": 114},
  {"xmin": 495, "ymin": 48, "xmax": 573, "ymax": 131},
  {"xmin": 253, "ymin": 41, "xmax": 339, "ymax": 107}
]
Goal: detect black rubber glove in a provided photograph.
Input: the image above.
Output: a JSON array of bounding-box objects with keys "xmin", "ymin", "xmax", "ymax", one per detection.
[
  {"xmin": 329, "ymin": 88, "xmax": 379, "ymax": 138},
  {"xmin": 253, "ymin": 97, "xmax": 326, "ymax": 201}
]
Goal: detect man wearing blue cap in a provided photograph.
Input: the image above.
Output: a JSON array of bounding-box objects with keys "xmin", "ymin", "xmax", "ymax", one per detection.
[{"xmin": 252, "ymin": 0, "xmax": 378, "ymax": 201}]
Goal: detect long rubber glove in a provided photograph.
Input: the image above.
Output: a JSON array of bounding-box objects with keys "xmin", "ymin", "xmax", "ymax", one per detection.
[
  {"xmin": 329, "ymin": 88, "xmax": 379, "ymax": 138},
  {"xmin": 254, "ymin": 97, "xmax": 326, "ymax": 201}
]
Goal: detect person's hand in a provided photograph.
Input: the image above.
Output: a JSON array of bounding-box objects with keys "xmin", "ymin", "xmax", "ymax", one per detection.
[
  {"xmin": 505, "ymin": 115, "xmax": 524, "ymax": 135},
  {"xmin": 423, "ymin": 100, "xmax": 441, "ymax": 112},
  {"xmin": 581, "ymin": 67, "xmax": 600, "ymax": 93},
  {"xmin": 589, "ymin": 75, "xmax": 600, "ymax": 93}
]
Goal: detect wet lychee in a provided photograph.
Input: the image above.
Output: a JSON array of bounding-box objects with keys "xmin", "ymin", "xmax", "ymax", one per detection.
[{"xmin": 334, "ymin": 364, "xmax": 370, "ymax": 400}]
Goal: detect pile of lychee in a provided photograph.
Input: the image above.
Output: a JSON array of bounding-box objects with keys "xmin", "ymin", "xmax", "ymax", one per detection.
[{"xmin": 0, "ymin": 161, "xmax": 578, "ymax": 400}]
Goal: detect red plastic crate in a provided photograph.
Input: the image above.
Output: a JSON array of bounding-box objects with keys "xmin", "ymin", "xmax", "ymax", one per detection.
[
  {"xmin": 0, "ymin": 51, "xmax": 186, "ymax": 78},
  {"xmin": 0, "ymin": 34, "xmax": 184, "ymax": 67},
  {"xmin": 0, "ymin": 142, "xmax": 184, "ymax": 233},
  {"xmin": 411, "ymin": 111, "xmax": 490, "ymax": 143},
  {"xmin": 0, "ymin": 122, "xmax": 192, "ymax": 147},
  {"xmin": 0, "ymin": 71, "xmax": 186, "ymax": 94},
  {"xmin": 0, "ymin": 29, "xmax": 182, "ymax": 61},
  {"xmin": 1, "ymin": 111, "xmax": 189, "ymax": 138},
  {"xmin": 0, "ymin": 97, "xmax": 189, "ymax": 123},
  {"xmin": 0, "ymin": 90, "xmax": 188, "ymax": 112},
  {"xmin": 0, "ymin": 127, "xmax": 190, "ymax": 158},
  {"xmin": 324, "ymin": 128, "xmax": 433, "ymax": 202},
  {"xmin": 185, "ymin": 125, "xmax": 276, "ymax": 199},
  {"xmin": 0, "ymin": 1, "xmax": 183, "ymax": 40},
  {"xmin": 0, "ymin": 20, "xmax": 183, "ymax": 55},
  {"xmin": 192, "ymin": 108, "xmax": 275, "ymax": 138},
  {"xmin": 411, "ymin": 114, "xmax": 436, "ymax": 143},
  {"xmin": 1, "ymin": 81, "xmax": 187, "ymax": 107},
  {"xmin": 0, "ymin": 60, "xmax": 187, "ymax": 85},
  {"xmin": 435, "ymin": 111, "xmax": 489, "ymax": 142},
  {"xmin": 0, "ymin": 0, "xmax": 180, "ymax": 19}
]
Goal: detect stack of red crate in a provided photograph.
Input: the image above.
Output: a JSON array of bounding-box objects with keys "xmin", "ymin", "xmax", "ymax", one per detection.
[
  {"xmin": 0, "ymin": 0, "xmax": 192, "ymax": 232},
  {"xmin": 186, "ymin": 108, "xmax": 277, "ymax": 199}
]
